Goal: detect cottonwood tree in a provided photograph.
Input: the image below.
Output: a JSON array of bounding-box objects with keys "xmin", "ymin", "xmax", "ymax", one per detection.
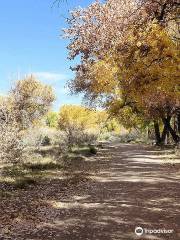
[
  {"xmin": 10, "ymin": 75, "xmax": 55, "ymax": 130},
  {"xmin": 114, "ymin": 23, "xmax": 179, "ymax": 144},
  {"xmin": 58, "ymin": 105, "xmax": 113, "ymax": 148},
  {"xmin": 58, "ymin": 105, "xmax": 100, "ymax": 148},
  {"xmin": 0, "ymin": 76, "xmax": 55, "ymax": 162},
  {"xmin": 64, "ymin": 0, "xmax": 180, "ymax": 144}
]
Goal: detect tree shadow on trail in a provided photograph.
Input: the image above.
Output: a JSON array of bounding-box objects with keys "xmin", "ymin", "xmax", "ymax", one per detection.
[{"xmin": 0, "ymin": 144, "xmax": 180, "ymax": 240}]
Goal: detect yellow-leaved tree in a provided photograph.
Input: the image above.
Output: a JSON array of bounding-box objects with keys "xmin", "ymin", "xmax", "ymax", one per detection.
[
  {"xmin": 68, "ymin": 22, "xmax": 180, "ymax": 144},
  {"xmin": 0, "ymin": 75, "xmax": 55, "ymax": 163},
  {"xmin": 10, "ymin": 75, "xmax": 55, "ymax": 130}
]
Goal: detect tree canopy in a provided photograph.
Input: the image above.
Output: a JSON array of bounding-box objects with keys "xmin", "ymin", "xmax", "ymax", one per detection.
[{"xmin": 64, "ymin": 0, "xmax": 180, "ymax": 144}]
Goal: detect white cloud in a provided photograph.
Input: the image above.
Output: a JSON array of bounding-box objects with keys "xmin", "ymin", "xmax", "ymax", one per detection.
[{"xmin": 33, "ymin": 72, "xmax": 70, "ymax": 82}]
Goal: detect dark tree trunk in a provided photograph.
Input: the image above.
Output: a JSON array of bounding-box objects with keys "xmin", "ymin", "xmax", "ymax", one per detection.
[
  {"xmin": 161, "ymin": 125, "xmax": 168, "ymax": 144},
  {"xmin": 166, "ymin": 130, "xmax": 170, "ymax": 144},
  {"xmin": 177, "ymin": 113, "xmax": 180, "ymax": 134},
  {"xmin": 162, "ymin": 116, "xmax": 179, "ymax": 144},
  {"xmin": 154, "ymin": 120, "xmax": 161, "ymax": 145},
  {"xmin": 168, "ymin": 125, "xmax": 179, "ymax": 143}
]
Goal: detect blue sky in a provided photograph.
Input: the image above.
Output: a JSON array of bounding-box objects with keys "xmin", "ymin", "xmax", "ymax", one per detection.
[{"xmin": 0, "ymin": 0, "xmax": 93, "ymax": 110}]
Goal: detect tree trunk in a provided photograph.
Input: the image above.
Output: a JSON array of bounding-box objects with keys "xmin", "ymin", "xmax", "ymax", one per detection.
[
  {"xmin": 177, "ymin": 113, "xmax": 180, "ymax": 134},
  {"xmin": 162, "ymin": 117, "xmax": 179, "ymax": 144},
  {"xmin": 161, "ymin": 125, "xmax": 168, "ymax": 144},
  {"xmin": 154, "ymin": 120, "xmax": 161, "ymax": 145}
]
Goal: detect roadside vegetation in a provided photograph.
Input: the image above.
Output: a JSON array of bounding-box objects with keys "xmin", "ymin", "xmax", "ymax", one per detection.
[{"xmin": 0, "ymin": 76, "xmax": 124, "ymax": 192}]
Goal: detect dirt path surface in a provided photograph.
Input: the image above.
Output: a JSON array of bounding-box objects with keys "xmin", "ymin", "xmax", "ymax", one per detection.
[{"xmin": 1, "ymin": 143, "xmax": 180, "ymax": 240}]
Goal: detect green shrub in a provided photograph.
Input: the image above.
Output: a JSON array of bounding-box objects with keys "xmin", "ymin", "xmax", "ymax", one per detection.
[
  {"xmin": 24, "ymin": 161, "xmax": 62, "ymax": 171},
  {"xmin": 41, "ymin": 135, "xmax": 51, "ymax": 146},
  {"xmin": 89, "ymin": 145, "xmax": 97, "ymax": 154},
  {"xmin": 14, "ymin": 177, "xmax": 37, "ymax": 189}
]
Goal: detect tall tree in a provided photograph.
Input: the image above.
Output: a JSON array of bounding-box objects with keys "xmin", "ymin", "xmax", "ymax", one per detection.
[
  {"xmin": 10, "ymin": 75, "xmax": 55, "ymax": 129},
  {"xmin": 64, "ymin": 0, "xmax": 180, "ymax": 144}
]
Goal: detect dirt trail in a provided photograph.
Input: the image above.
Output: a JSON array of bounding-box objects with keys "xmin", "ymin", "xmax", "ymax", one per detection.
[{"xmin": 1, "ymin": 143, "xmax": 180, "ymax": 240}]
